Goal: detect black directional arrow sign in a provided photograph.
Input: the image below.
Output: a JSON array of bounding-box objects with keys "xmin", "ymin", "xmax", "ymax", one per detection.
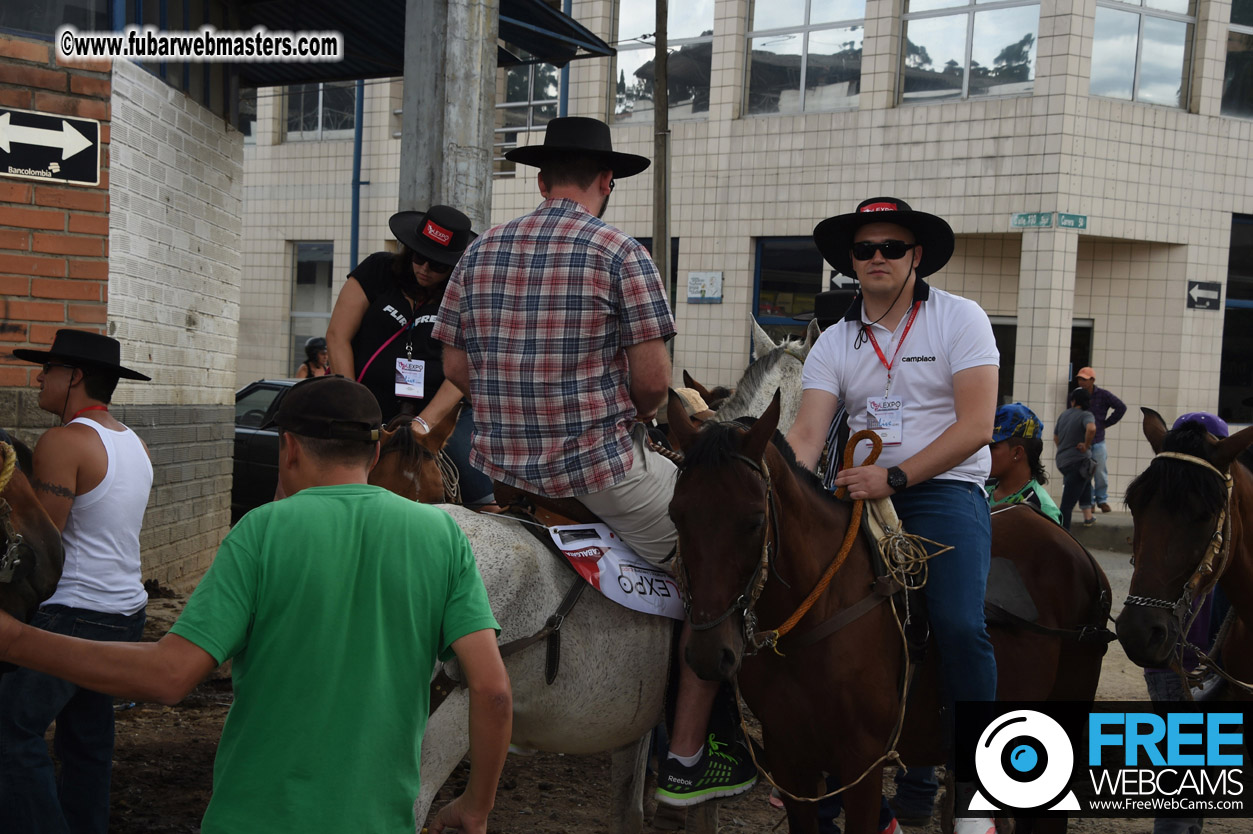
[
  {"xmin": 0, "ymin": 106, "xmax": 100, "ymax": 187},
  {"xmin": 1186, "ymin": 280, "xmax": 1221, "ymax": 311}
]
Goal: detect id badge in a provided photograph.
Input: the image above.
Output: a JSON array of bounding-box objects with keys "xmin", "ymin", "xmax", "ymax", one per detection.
[
  {"xmin": 395, "ymin": 358, "xmax": 425, "ymax": 399},
  {"xmin": 866, "ymin": 396, "xmax": 903, "ymax": 446}
]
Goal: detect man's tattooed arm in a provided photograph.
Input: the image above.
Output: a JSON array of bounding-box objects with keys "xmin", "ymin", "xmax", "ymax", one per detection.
[{"xmin": 30, "ymin": 478, "xmax": 74, "ymax": 500}]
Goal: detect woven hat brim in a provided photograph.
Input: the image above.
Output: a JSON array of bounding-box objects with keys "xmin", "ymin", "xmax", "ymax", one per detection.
[
  {"xmin": 814, "ymin": 210, "xmax": 955, "ymax": 279},
  {"xmin": 504, "ymin": 145, "xmax": 651, "ymax": 179},
  {"xmin": 11, "ymin": 348, "xmax": 151, "ymax": 380}
]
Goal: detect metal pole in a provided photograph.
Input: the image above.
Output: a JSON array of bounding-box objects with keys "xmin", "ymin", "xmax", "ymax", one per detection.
[{"xmin": 653, "ymin": 0, "xmax": 671, "ymax": 304}]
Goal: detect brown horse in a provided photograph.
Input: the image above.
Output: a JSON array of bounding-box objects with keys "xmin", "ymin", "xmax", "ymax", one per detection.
[
  {"xmin": 1117, "ymin": 409, "xmax": 1253, "ymax": 695},
  {"xmin": 666, "ymin": 393, "xmax": 1110, "ymax": 834},
  {"xmin": 367, "ymin": 408, "xmax": 460, "ymax": 503},
  {"xmin": 0, "ymin": 440, "xmax": 64, "ymax": 622}
]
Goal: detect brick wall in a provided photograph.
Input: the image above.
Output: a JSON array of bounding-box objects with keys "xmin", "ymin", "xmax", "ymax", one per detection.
[{"xmin": 0, "ymin": 36, "xmax": 112, "ymax": 389}]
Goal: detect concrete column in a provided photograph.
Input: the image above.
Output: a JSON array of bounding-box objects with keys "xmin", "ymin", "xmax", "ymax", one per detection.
[
  {"xmin": 401, "ymin": 0, "xmax": 448, "ymax": 212},
  {"xmin": 1013, "ymin": 228, "xmax": 1079, "ymax": 425}
]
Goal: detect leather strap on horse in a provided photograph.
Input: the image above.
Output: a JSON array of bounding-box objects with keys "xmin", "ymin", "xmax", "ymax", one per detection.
[
  {"xmin": 787, "ymin": 575, "xmax": 902, "ymax": 650},
  {"xmin": 428, "ymin": 575, "xmax": 587, "ymax": 715}
]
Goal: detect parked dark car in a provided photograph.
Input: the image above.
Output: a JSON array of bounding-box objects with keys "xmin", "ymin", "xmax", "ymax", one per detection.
[{"xmin": 232, "ymin": 378, "xmax": 295, "ymax": 523}]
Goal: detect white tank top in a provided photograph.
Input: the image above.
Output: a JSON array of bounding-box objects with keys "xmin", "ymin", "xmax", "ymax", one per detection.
[{"xmin": 45, "ymin": 418, "xmax": 152, "ymax": 615}]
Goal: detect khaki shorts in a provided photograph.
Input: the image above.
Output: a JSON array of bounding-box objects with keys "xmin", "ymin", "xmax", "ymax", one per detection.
[{"xmin": 579, "ymin": 423, "xmax": 678, "ymax": 567}]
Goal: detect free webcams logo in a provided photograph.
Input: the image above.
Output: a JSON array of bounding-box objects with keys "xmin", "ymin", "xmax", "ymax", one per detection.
[
  {"xmin": 958, "ymin": 702, "xmax": 1248, "ymax": 818},
  {"xmin": 969, "ymin": 709, "xmax": 1081, "ymax": 812}
]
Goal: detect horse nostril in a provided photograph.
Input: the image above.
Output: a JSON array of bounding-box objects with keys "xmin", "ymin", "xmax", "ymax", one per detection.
[{"xmin": 719, "ymin": 647, "xmax": 738, "ymax": 675}]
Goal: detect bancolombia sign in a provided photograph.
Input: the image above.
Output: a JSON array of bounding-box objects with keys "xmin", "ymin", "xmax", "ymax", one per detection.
[{"xmin": 956, "ymin": 702, "xmax": 1248, "ymax": 818}]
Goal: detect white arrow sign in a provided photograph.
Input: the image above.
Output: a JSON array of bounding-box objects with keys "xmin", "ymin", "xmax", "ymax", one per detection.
[
  {"xmin": 0, "ymin": 111, "xmax": 94, "ymax": 160},
  {"xmin": 1188, "ymin": 284, "xmax": 1219, "ymax": 302}
]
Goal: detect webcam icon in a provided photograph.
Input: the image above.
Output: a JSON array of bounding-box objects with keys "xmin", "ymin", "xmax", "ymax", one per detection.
[{"xmin": 971, "ymin": 709, "xmax": 1080, "ymax": 811}]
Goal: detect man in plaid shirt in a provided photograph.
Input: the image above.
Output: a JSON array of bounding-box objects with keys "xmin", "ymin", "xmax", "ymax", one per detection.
[{"xmin": 435, "ymin": 116, "xmax": 758, "ymax": 808}]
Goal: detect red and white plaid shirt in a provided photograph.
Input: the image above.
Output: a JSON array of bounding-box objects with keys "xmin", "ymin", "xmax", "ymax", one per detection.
[{"xmin": 434, "ymin": 199, "xmax": 675, "ymax": 497}]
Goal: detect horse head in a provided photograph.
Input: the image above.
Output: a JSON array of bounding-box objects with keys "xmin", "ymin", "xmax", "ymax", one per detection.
[
  {"xmin": 713, "ymin": 317, "xmax": 816, "ymax": 434},
  {"xmin": 0, "ymin": 441, "xmax": 64, "ymax": 621},
  {"xmin": 669, "ymin": 391, "xmax": 786, "ymax": 681},
  {"xmin": 680, "ymin": 370, "xmax": 733, "ymax": 411},
  {"xmin": 1117, "ymin": 407, "xmax": 1253, "ymax": 667},
  {"xmin": 368, "ymin": 407, "xmax": 459, "ymax": 503}
]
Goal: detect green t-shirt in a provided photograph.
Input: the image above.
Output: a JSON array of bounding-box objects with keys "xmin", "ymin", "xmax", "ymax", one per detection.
[
  {"xmin": 170, "ymin": 484, "xmax": 498, "ymax": 834},
  {"xmin": 985, "ymin": 479, "xmax": 1063, "ymax": 525}
]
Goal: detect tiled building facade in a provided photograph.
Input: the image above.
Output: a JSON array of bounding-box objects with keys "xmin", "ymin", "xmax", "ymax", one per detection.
[{"xmin": 238, "ymin": 0, "xmax": 1253, "ymax": 503}]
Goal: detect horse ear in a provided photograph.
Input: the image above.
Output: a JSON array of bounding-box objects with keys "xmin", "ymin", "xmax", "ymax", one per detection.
[
  {"xmin": 1214, "ymin": 423, "xmax": 1253, "ymax": 473},
  {"xmin": 750, "ymin": 316, "xmax": 777, "ymax": 360},
  {"xmin": 1142, "ymin": 407, "xmax": 1168, "ymax": 455},
  {"xmin": 741, "ymin": 390, "xmax": 782, "ymax": 462},
  {"xmin": 413, "ymin": 403, "xmax": 462, "ymax": 453},
  {"xmin": 682, "ymin": 370, "xmax": 714, "ymax": 403},
  {"xmin": 803, "ymin": 319, "xmax": 821, "ymax": 353},
  {"xmin": 667, "ymin": 389, "xmax": 699, "ymax": 452}
]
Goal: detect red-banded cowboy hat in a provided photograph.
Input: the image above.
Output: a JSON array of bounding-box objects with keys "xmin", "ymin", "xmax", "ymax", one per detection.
[
  {"xmin": 12, "ymin": 329, "xmax": 150, "ymax": 381},
  {"xmin": 813, "ymin": 197, "xmax": 955, "ymax": 279},
  {"xmin": 505, "ymin": 117, "xmax": 651, "ymax": 179},
  {"xmin": 389, "ymin": 205, "xmax": 476, "ymax": 269}
]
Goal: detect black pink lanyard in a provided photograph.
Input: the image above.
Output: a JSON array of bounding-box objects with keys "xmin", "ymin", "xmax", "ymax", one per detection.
[{"xmin": 864, "ymin": 301, "xmax": 921, "ymax": 398}]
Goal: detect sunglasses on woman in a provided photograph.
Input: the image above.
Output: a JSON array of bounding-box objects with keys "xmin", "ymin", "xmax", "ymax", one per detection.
[
  {"xmin": 850, "ymin": 240, "xmax": 916, "ymax": 261},
  {"xmin": 411, "ymin": 251, "xmax": 454, "ymax": 274}
]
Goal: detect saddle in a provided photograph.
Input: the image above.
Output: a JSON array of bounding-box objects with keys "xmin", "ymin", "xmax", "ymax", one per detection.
[{"xmin": 493, "ymin": 482, "xmax": 602, "ymax": 526}]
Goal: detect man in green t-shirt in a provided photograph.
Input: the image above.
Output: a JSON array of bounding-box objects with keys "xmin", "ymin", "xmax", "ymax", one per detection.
[{"xmin": 0, "ymin": 375, "xmax": 511, "ymax": 834}]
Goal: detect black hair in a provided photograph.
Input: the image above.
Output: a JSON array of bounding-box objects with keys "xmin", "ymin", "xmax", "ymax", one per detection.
[
  {"xmin": 285, "ymin": 432, "xmax": 376, "ymax": 468},
  {"xmin": 80, "ymin": 367, "xmax": 119, "ymax": 404},
  {"xmin": 1007, "ymin": 436, "xmax": 1048, "ymax": 485},
  {"xmin": 1068, "ymin": 387, "xmax": 1091, "ymax": 410},
  {"xmin": 539, "ymin": 156, "xmax": 608, "ymax": 190}
]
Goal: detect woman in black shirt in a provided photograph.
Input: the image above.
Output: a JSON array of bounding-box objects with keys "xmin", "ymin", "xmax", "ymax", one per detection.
[{"xmin": 326, "ymin": 205, "xmax": 494, "ymax": 508}]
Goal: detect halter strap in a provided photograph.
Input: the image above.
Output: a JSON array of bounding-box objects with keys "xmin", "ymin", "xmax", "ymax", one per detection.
[{"xmin": 1153, "ymin": 451, "xmax": 1229, "ymax": 481}]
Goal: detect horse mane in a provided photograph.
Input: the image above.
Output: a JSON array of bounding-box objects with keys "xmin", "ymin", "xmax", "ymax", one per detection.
[
  {"xmin": 378, "ymin": 420, "xmax": 434, "ymax": 462},
  {"xmin": 714, "ymin": 341, "xmax": 806, "ymax": 419},
  {"xmin": 680, "ymin": 417, "xmax": 836, "ymax": 506},
  {"xmin": 1125, "ymin": 421, "xmax": 1228, "ymax": 521}
]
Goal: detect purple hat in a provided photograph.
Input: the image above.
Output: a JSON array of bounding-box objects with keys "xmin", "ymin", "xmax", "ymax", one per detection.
[{"xmin": 1172, "ymin": 412, "xmax": 1229, "ymax": 439}]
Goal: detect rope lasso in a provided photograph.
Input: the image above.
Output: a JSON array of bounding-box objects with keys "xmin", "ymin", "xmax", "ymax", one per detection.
[{"xmin": 0, "ymin": 442, "xmax": 15, "ymax": 494}]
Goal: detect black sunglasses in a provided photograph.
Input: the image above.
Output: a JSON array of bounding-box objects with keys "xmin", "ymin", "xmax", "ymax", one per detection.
[
  {"xmin": 850, "ymin": 240, "xmax": 916, "ymax": 261},
  {"xmin": 410, "ymin": 251, "xmax": 454, "ymax": 274}
]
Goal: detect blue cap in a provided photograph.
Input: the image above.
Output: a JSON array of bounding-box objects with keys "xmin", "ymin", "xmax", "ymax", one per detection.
[
  {"xmin": 1173, "ymin": 412, "xmax": 1229, "ymax": 439},
  {"xmin": 992, "ymin": 403, "xmax": 1043, "ymax": 443}
]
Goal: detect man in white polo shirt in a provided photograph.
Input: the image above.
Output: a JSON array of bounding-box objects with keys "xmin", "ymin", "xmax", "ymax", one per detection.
[{"xmin": 787, "ymin": 197, "xmax": 999, "ymax": 834}]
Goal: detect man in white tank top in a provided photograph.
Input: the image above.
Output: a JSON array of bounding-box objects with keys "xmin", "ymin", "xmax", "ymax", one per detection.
[{"xmin": 2, "ymin": 329, "xmax": 152, "ymax": 834}]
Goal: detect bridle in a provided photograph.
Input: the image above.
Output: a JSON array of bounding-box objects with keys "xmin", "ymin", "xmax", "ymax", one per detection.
[
  {"xmin": 1123, "ymin": 451, "xmax": 1232, "ymax": 618},
  {"xmin": 1123, "ymin": 450, "xmax": 1249, "ymax": 696},
  {"xmin": 0, "ymin": 442, "xmax": 32, "ymax": 584}
]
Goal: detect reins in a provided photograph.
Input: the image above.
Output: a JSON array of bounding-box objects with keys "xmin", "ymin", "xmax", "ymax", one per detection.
[{"xmin": 1123, "ymin": 450, "xmax": 1252, "ymax": 697}]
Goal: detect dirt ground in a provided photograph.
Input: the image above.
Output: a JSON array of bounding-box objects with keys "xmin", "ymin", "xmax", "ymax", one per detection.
[{"xmin": 100, "ymin": 583, "xmax": 1252, "ymax": 834}]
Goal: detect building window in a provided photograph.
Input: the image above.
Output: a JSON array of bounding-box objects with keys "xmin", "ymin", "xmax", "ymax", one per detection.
[
  {"xmin": 754, "ymin": 237, "xmax": 834, "ymax": 342},
  {"xmin": 1223, "ymin": 0, "xmax": 1253, "ymax": 118},
  {"xmin": 1219, "ymin": 215, "xmax": 1253, "ymax": 423},
  {"xmin": 494, "ymin": 53, "xmax": 560, "ymax": 176},
  {"xmin": 0, "ymin": 0, "xmax": 108, "ymax": 39},
  {"xmin": 291, "ymin": 242, "xmax": 334, "ymax": 373},
  {"xmin": 285, "ymin": 82, "xmax": 356, "ymax": 141},
  {"xmin": 1089, "ymin": 0, "xmax": 1194, "ymax": 108},
  {"xmin": 614, "ymin": 0, "xmax": 714, "ymax": 123},
  {"xmin": 989, "ymin": 318, "xmax": 1093, "ymax": 405},
  {"xmin": 238, "ymin": 88, "xmax": 257, "ymax": 143},
  {"xmin": 900, "ymin": 0, "xmax": 1040, "ymax": 103},
  {"xmin": 746, "ymin": 0, "xmax": 865, "ymax": 114}
]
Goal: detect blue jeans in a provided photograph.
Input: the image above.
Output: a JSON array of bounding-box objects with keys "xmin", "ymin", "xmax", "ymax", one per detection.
[
  {"xmin": 446, "ymin": 405, "xmax": 495, "ymax": 507},
  {"xmin": 1090, "ymin": 441, "xmax": 1109, "ymax": 505},
  {"xmin": 1058, "ymin": 461, "xmax": 1093, "ymax": 531},
  {"xmin": 890, "ymin": 480, "xmax": 998, "ymax": 707},
  {"xmin": 1144, "ymin": 669, "xmax": 1204, "ymax": 834},
  {"xmin": 0, "ymin": 605, "xmax": 146, "ymax": 834}
]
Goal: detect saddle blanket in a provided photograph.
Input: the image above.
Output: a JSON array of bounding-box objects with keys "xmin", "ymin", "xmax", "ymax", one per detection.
[{"xmin": 548, "ymin": 523, "xmax": 686, "ymax": 620}]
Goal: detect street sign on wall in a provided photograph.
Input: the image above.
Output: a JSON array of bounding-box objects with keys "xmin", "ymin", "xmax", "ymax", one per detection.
[
  {"xmin": 1011, "ymin": 212, "xmax": 1053, "ymax": 228},
  {"xmin": 1057, "ymin": 213, "xmax": 1088, "ymax": 230},
  {"xmin": 0, "ymin": 106, "xmax": 101, "ymax": 187},
  {"xmin": 1186, "ymin": 281, "xmax": 1221, "ymax": 310}
]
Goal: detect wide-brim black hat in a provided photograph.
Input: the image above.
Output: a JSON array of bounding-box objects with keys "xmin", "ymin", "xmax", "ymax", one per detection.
[
  {"xmin": 389, "ymin": 205, "xmax": 475, "ymax": 268},
  {"xmin": 12, "ymin": 329, "xmax": 150, "ymax": 380},
  {"xmin": 813, "ymin": 197, "xmax": 955, "ymax": 279},
  {"xmin": 505, "ymin": 117, "xmax": 651, "ymax": 179}
]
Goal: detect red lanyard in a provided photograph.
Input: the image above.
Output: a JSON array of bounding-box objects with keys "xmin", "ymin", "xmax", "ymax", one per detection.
[
  {"xmin": 70, "ymin": 405, "xmax": 108, "ymax": 421},
  {"xmin": 864, "ymin": 301, "xmax": 921, "ymax": 397}
]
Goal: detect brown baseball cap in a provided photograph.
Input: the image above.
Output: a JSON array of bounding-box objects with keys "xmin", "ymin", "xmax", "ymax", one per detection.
[
  {"xmin": 265, "ymin": 375, "xmax": 381, "ymax": 442},
  {"xmin": 1076, "ymin": 367, "xmax": 1096, "ymax": 380}
]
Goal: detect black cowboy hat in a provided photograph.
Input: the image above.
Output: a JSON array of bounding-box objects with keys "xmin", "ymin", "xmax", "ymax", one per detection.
[
  {"xmin": 389, "ymin": 205, "xmax": 476, "ymax": 268},
  {"xmin": 12, "ymin": 329, "xmax": 150, "ymax": 381},
  {"xmin": 813, "ymin": 197, "xmax": 955, "ymax": 279},
  {"xmin": 504, "ymin": 117, "xmax": 651, "ymax": 179}
]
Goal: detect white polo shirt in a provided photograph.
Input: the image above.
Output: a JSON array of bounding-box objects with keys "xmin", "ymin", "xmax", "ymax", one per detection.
[{"xmin": 802, "ymin": 279, "xmax": 999, "ymax": 486}]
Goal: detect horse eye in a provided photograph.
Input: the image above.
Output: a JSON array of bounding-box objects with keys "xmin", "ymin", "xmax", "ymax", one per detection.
[{"xmin": 745, "ymin": 514, "xmax": 765, "ymax": 533}]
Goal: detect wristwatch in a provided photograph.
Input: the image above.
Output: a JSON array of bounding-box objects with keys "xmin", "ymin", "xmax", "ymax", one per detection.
[{"xmin": 886, "ymin": 466, "xmax": 909, "ymax": 493}]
